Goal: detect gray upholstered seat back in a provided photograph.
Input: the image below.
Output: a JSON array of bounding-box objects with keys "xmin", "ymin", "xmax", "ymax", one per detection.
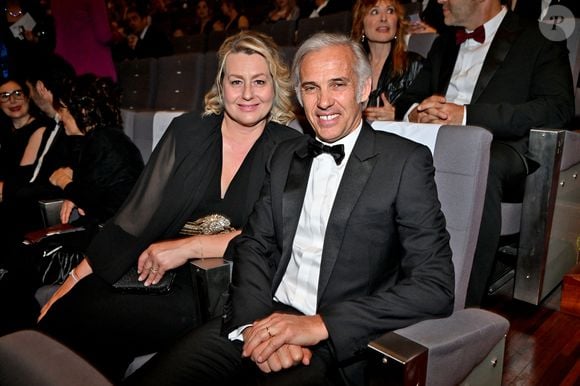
[{"xmin": 432, "ymin": 125, "xmax": 492, "ymax": 310}]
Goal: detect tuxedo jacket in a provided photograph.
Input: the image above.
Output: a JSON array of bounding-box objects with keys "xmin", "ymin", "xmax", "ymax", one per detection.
[
  {"xmin": 395, "ymin": 11, "xmax": 574, "ymax": 155},
  {"xmin": 132, "ymin": 26, "xmax": 173, "ymax": 59},
  {"xmin": 224, "ymin": 123, "xmax": 454, "ymax": 385}
]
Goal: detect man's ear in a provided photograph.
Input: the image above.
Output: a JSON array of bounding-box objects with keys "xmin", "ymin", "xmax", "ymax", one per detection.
[{"xmin": 359, "ymin": 76, "xmax": 372, "ymax": 104}]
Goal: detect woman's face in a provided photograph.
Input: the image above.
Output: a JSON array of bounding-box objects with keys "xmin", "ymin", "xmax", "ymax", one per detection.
[
  {"xmin": 0, "ymin": 81, "xmax": 30, "ymax": 122},
  {"xmin": 221, "ymin": 53, "xmax": 275, "ymax": 129},
  {"xmin": 196, "ymin": 1, "xmax": 209, "ymax": 18},
  {"xmin": 363, "ymin": 0, "xmax": 399, "ymax": 44}
]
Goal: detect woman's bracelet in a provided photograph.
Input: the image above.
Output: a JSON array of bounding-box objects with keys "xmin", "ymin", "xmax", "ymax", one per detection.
[{"xmin": 69, "ymin": 268, "xmax": 80, "ymax": 283}]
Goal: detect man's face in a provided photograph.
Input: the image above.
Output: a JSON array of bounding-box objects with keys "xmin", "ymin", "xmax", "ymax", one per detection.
[
  {"xmin": 299, "ymin": 45, "xmax": 370, "ymax": 143},
  {"xmin": 127, "ymin": 12, "xmax": 147, "ymax": 34},
  {"xmin": 438, "ymin": 0, "xmax": 479, "ymax": 29}
]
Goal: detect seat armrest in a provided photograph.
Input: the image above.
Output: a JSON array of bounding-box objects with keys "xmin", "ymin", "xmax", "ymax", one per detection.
[
  {"xmin": 190, "ymin": 258, "xmax": 231, "ymax": 322},
  {"xmin": 368, "ymin": 309, "xmax": 509, "ymax": 386}
]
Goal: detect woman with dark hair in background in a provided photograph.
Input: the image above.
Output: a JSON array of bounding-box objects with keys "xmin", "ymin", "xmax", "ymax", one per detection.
[
  {"xmin": 47, "ymin": 74, "xmax": 144, "ymax": 228},
  {"xmin": 37, "ymin": 31, "xmax": 300, "ymax": 382},
  {"xmin": 0, "ymin": 76, "xmax": 48, "ymax": 205},
  {"xmin": 351, "ymin": 0, "xmax": 423, "ymax": 122}
]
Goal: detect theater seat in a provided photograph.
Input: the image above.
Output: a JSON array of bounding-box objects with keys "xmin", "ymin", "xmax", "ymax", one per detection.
[{"xmin": 370, "ymin": 122, "xmax": 508, "ymax": 386}]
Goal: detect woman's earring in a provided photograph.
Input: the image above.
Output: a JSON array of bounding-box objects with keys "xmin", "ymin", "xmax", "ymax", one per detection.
[{"xmin": 361, "ymin": 33, "xmax": 366, "ymax": 43}]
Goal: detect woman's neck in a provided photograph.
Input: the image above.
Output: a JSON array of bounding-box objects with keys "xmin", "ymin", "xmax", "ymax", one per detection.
[
  {"xmin": 221, "ymin": 118, "xmax": 266, "ymax": 146},
  {"xmin": 368, "ymin": 42, "xmax": 392, "ymax": 89},
  {"xmin": 12, "ymin": 114, "xmax": 33, "ymax": 130}
]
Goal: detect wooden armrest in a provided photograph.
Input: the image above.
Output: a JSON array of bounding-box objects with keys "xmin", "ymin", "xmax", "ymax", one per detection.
[{"xmin": 23, "ymin": 223, "xmax": 86, "ymax": 245}]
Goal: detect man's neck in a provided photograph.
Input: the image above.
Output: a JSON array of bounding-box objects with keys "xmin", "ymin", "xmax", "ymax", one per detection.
[{"xmin": 465, "ymin": 2, "xmax": 503, "ymax": 30}]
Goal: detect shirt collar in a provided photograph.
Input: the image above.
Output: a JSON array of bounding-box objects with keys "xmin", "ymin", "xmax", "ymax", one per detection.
[
  {"xmin": 317, "ymin": 120, "xmax": 362, "ymax": 164},
  {"xmin": 477, "ymin": 6, "xmax": 507, "ymax": 44}
]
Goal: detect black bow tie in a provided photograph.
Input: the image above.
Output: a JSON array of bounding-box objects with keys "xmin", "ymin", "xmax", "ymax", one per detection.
[
  {"xmin": 308, "ymin": 138, "xmax": 345, "ymax": 165},
  {"xmin": 455, "ymin": 25, "xmax": 485, "ymax": 44}
]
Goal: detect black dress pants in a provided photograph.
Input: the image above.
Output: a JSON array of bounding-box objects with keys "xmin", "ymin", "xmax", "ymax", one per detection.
[
  {"xmin": 465, "ymin": 141, "xmax": 528, "ymax": 307},
  {"xmin": 124, "ymin": 317, "xmax": 346, "ymax": 386},
  {"xmin": 37, "ymin": 264, "xmax": 200, "ymax": 383}
]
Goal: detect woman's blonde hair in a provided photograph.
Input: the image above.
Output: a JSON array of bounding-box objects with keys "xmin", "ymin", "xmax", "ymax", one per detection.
[
  {"xmin": 351, "ymin": 0, "xmax": 409, "ymax": 77},
  {"xmin": 203, "ymin": 31, "xmax": 295, "ymax": 124}
]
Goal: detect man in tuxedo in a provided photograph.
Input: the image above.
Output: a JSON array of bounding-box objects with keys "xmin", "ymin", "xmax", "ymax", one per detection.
[
  {"xmin": 395, "ymin": 0, "xmax": 574, "ymax": 306},
  {"xmin": 125, "ymin": 33, "xmax": 454, "ymax": 386},
  {"xmin": 124, "ymin": 5, "xmax": 173, "ymax": 59}
]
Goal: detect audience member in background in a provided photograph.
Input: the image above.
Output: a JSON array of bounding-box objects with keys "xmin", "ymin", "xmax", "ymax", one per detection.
[
  {"xmin": 213, "ymin": 0, "xmax": 249, "ymax": 32},
  {"xmin": 266, "ymin": 0, "xmax": 300, "ymax": 22},
  {"xmin": 47, "ymin": 74, "xmax": 144, "ymax": 230},
  {"xmin": 122, "ymin": 4, "xmax": 173, "ymax": 60},
  {"xmin": 351, "ymin": 0, "xmax": 423, "ymax": 122},
  {"xmin": 0, "ymin": 55, "xmax": 78, "ymax": 241},
  {"xmin": 305, "ymin": 0, "xmax": 354, "ymax": 17},
  {"xmin": 123, "ymin": 32, "xmax": 453, "ymax": 386},
  {"xmin": 51, "ymin": 0, "xmax": 117, "ymax": 81},
  {"xmin": 0, "ymin": 73, "xmax": 143, "ymax": 336},
  {"xmin": 510, "ymin": 0, "xmax": 578, "ymax": 20},
  {"xmin": 174, "ymin": 0, "xmax": 216, "ymax": 37},
  {"xmin": 37, "ymin": 31, "xmax": 300, "ymax": 382},
  {"xmin": 0, "ymin": 76, "xmax": 54, "ymax": 256},
  {"xmin": 0, "ymin": 0, "xmax": 54, "ymax": 76},
  {"xmin": 395, "ymin": 0, "xmax": 574, "ymax": 307},
  {"xmin": 403, "ymin": 0, "xmax": 447, "ymax": 35},
  {"xmin": 0, "ymin": 77, "xmax": 48, "ymax": 206}
]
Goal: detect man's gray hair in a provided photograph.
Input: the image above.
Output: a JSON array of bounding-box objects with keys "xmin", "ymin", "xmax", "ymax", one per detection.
[{"xmin": 291, "ymin": 32, "xmax": 371, "ymax": 106}]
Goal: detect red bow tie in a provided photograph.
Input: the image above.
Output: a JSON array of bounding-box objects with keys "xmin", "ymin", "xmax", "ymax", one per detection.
[{"xmin": 455, "ymin": 25, "xmax": 485, "ymax": 44}]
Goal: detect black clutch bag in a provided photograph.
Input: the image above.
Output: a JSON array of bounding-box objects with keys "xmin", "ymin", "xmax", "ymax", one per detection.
[{"xmin": 112, "ymin": 268, "xmax": 176, "ymax": 294}]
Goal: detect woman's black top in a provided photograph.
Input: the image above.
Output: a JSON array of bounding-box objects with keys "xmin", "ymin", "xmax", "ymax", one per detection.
[
  {"xmin": 0, "ymin": 117, "xmax": 47, "ymax": 182},
  {"xmin": 62, "ymin": 126, "xmax": 144, "ymax": 226},
  {"xmin": 367, "ymin": 51, "xmax": 424, "ymax": 108},
  {"xmin": 86, "ymin": 113, "xmax": 301, "ymax": 283}
]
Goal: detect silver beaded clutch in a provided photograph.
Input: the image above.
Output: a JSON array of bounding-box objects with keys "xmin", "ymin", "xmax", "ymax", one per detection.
[{"xmin": 179, "ymin": 214, "xmax": 235, "ymax": 236}]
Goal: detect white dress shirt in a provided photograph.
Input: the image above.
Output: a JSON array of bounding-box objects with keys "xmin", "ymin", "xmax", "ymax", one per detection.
[
  {"xmin": 445, "ymin": 7, "xmax": 507, "ymax": 106},
  {"xmin": 309, "ymin": 0, "xmax": 329, "ymax": 18},
  {"xmin": 274, "ymin": 124, "xmax": 361, "ymax": 316},
  {"xmin": 404, "ymin": 7, "xmax": 507, "ymax": 123},
  {"xmin": 228, "ymin": 123, "xmax": 362, "ymax": 341}
]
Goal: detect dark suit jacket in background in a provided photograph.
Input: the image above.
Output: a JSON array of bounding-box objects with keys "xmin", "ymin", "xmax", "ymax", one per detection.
[
  {"xmin": 224, "ymin": 123, "xmax": 454, "ymax": 385},
  {"xmin": 132, "ymin": 25, "xmax": 173, "ymax": 59},
  {"xmin": 395, "ymin": 10, "xmax": 574, "ymax": 155}
]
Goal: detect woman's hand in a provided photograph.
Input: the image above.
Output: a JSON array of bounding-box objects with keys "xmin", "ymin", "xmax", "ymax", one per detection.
[
  {"xmin": 137, "ymin": 231, "xmax": 241, "ymax": 286},
  {"xmin": 137, "ymin": 238, "xmax": 197, "ymax": 286},
  {"xmin": 60, "ymin": 199, "xmax": 85, "ymax": 224},
  {"xmin": 364, "ymin": 93, "xmax": 395, "ymax": 122},
  {"xmin": 38, "ymin": 258, "xmax": 93, "ymax": 322},
  {"xmin": 49, "ymin": 167, "xmax": 74, "ymax": 190}
]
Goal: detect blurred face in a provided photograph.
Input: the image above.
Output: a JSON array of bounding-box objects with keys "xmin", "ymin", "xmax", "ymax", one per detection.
[
  {"xmin": 196, "ymin": 1, "xmax": 209, "ymax": 18},
  {"xmin": 127, "ymin": 11, "xmax": 148, "ymax": 33},
  {"xmin": 0, "ymin": 81, "xmax": 30, "ymax": 121},
  {"xmin": 222, "ymin": 53, "xmax": 275, "ymax": 129},
  {"xmin": 299, "ymin": 45, "xmax": 371, "ymax": 143},
  {"xmin": 438, "ymin": 0, "xmax": 479, "ymax": 29},
  {"xmin": 363, "ymin": 1, "xmax": 399, "ymax": 43},
  {"xmin": 276, "ymin": 0, "xmax": 289, "ymax": 8}
]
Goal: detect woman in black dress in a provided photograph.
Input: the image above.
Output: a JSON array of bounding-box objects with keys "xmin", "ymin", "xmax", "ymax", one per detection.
[
  {"xmin": 38, "ymin": 31, "xmax": 301, "ymax": 382},
  {"xmin": 0, "ymin": 76, "xmax": 48, "ymax": 202},
  {"xmin": 351, "ymin": 0, "xmax": 424, "ymax": 122}
]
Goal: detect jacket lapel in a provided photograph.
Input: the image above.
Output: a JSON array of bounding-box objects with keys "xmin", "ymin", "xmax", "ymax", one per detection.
[
  {"xmin": 273, "ymin": 141, "xmax": 312, "ymax": 288},
  {"xmin": 438, "ymin": 33, "xmax": 460, "ymax": 95},
  {"xmin": 317, "ymin": 124, "xmax": 378, "ymax": 303},
  {"xmin": 472, "ymin": 11, "xmax": 521, "ymax": 102}
]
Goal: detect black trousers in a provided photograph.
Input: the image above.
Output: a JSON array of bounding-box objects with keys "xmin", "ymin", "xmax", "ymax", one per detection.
[
  {"xmin": 465, "ymin": 142, "xmax": 528, "ymax": 307},
  {"xmin": 124, "ymin": 317, "xmax": 346, "ymax": 386},
  {"xmin": 37, "ymin": 264, "xmax": 200, "ymax": 383}
]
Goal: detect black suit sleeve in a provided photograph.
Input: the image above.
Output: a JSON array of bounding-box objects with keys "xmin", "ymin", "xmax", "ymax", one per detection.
[{"xmin": 320, "ymin": 145, "xmax": 454, "ymax": 362}]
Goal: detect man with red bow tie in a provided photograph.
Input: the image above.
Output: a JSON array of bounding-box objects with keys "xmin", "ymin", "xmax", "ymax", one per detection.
[{"xmin": 395, "ymin": 0, "xmax": 574, "ymax": 307}]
